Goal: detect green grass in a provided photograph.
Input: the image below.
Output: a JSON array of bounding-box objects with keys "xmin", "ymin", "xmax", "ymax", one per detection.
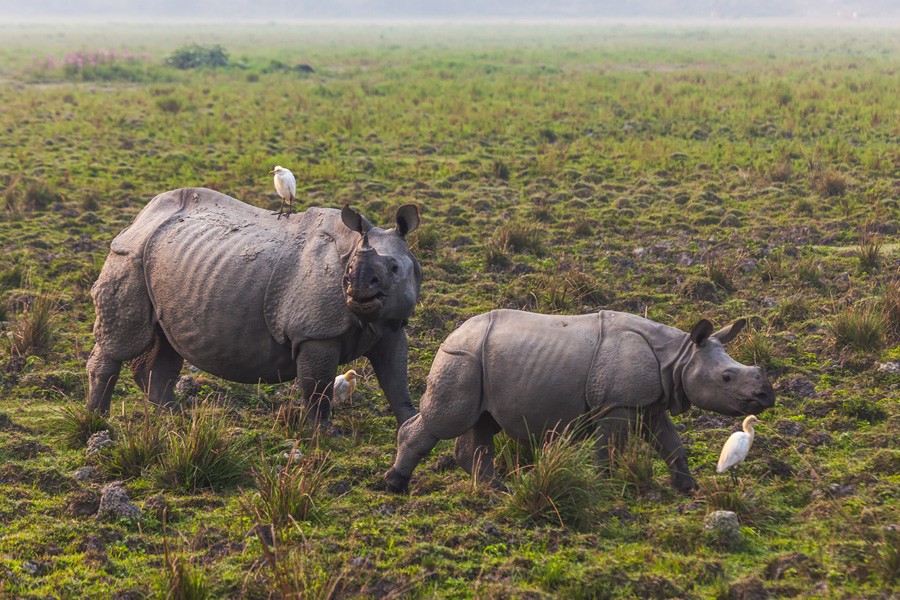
[{"xmin": 0, "ymin": 21, "xmax": 898, "ymax": 599}]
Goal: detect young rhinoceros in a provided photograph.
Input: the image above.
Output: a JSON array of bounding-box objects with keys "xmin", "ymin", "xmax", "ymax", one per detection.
[
  {"xmin": 87, "ymin": 188, "xmax": 421, "ymax": 427},
  {"xmin": 385, "ymin": 309, "xmax": 775, "ymax": 494}
]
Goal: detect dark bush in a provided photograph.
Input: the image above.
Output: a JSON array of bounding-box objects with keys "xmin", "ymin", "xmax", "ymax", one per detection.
[{"xmin": 165, "ymin": 44, "xmax": 229, "ymax": 69}]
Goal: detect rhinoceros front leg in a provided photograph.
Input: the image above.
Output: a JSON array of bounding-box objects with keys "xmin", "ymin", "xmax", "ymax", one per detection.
[
  {"xmin": 366, "ymin": 331, "xmax": 416, "ymax": 426},
  {"xmin": 87, "ymin": 347, "xmax": 122, "ymax": 415},
  {"xmin": 641, "ymin": 409, "xmax": 697, "ymax": 493},
  {"xmin": 385, "ymin": 413, "xmax": 441, "ymax": 493},
  {"xmin": 294, "ymin": 339, "xmax": 341, "ymax": 426}
]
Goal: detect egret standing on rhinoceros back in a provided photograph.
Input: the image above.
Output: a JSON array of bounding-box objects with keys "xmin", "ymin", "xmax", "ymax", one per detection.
[
  {"xmin": 87, "ymin": 187, "xmax": 421, "ymax": 426},
  {"xmin": 385, "ymin": 309, "xmax": 776, "ymax": 494}
]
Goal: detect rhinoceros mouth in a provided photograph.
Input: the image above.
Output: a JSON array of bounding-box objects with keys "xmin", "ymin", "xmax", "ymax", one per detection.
[{"xmin": 346, "ymin": 293, "xmax": 385, "ymax": 318}]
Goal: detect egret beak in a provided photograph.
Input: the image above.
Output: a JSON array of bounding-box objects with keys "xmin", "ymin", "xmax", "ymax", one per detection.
[{"xmin": 268, "ymin": 169, "xmax": 276, "ymax": 174}]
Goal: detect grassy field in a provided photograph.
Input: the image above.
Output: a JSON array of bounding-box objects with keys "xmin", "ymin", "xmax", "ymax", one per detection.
[{"xmin": 0, "ymin": 21, "xmax": 898, "ymax": 598}]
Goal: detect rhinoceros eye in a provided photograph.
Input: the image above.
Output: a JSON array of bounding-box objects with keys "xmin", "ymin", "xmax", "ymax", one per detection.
[
  {"xmin": 391, "ymin": 262, "xmax": 399, "ymax": 274},
  {"xmin": 722, "ymin": 372, "xmax": 733, "ymax": 383}
]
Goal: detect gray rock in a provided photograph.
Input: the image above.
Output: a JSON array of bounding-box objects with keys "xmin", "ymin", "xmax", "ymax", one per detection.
[
  {"xmin": 876, "ymin": 361, "xmax": 900, "ymax": 374},
  {"xmin": 704, "ymin": 510, "xmax": 742, "ymax": 548},
  {"xmin": 762, "ymin": 297, "xmax": 777, "ymax": 308},
  {"xmin": 98, "ymin": 482, "xmax": 141, "ymax": 520},
  {"xmin": 175, "ymin": 375, "xmax": 202, "ymax": 398},
  {"xmin": 86, "ymin": 430, "xmax": 114, "ymax": 456},
  {"xmin": 73, "ymin": 466, "xmax": 97, "ymax": 481}
]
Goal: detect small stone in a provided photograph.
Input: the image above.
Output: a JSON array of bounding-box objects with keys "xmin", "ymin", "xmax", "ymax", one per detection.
[
  {"xmin": 22, "ymin": 560, "xmax": 44, "ymax": 575},
  {"xmin": 86, "ymin": 430, "xmax": 114, "ymax": 455},
  {"xmin": 876, "ymin": 361, "xmax": 900, "ymax": 374},
  {"xmin": 73, "ymin": 466, "xmax": 97, "ymax": 481},
  {"xmin": 704, "ymin": 510, "xmax": 742, "ymax": 549},
  {"xmin": 762, "ymin": 297, "xmax": 777, "ymax": 308},
  {"xmin": 738, "ymin": 259, "xmax": 758, "ymax": 273},
  {"xmin": 818, "ymin": 483, "xmax": 854, "ymax": 499},
  {"xmin": 632, "ymin": 247, "xmax": 647, "ymax": 259},
  {"xmin": 98, "ymin": 482, "xmax": 141, "ymax": 520},
  {"xmin": 349, "ymin": 556, "xmax": 370, "ymax": 568},
  {"xmin": 283, "ymin": 449, "xmax": 304, "ymax": 461},
  {"xmin": 175, "ymin": 375, "xmax": 202, "ymax": 398}
]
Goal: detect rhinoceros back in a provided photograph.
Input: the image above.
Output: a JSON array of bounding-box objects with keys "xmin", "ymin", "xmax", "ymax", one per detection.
[{"xmin": 132, "ymin": 188, "xmax": 356, "ymax": 383}]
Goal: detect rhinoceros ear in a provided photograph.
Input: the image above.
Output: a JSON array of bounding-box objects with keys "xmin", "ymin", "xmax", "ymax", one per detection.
[
  {"xmin": 689, "ymin": 319, "xmax": 714, "ymax": 346},
  {"xmin": 712, "ymin": 318, "xmax": 747, "ymax": 345},
  {"xmin": 395, "ymin": 204, "xmax": 420, "ymax": 237},
  {"xmin": 341, "ymin": 205, "xmax": 371, "ymax": 235}
]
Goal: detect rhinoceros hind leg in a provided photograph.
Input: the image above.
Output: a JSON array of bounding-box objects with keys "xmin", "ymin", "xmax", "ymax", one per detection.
[
  {"xmin": 86, "ymin": 347, "xmax": 122, "ymax": 415},
  {"xmin": 131, "ymin": 328, "xmax": 184, "ymax": 410},
  {"xmin": 386, "ymin": 413, "xmax": 440, "ymax": 493},
  {"xmin": 454, "ymin": 412, "xmax": 503, "ymax": 488}
]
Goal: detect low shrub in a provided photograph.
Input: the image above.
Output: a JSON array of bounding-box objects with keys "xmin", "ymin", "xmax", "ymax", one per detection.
[
  {"xmin": 102, "ymin": 408, "xmax": 167, "ymax": 478},
  {"xmin": 829, "ymin": 301, "xmax": 884, "ymax": 352},
  {"xmin": 165, "ymin": 44, "xmax": 229, "ymax": 69},
  {"xmin": 505, "ymin": 426, "xmax": 605, "ymax": 529},
  {"xmin": 7, "ymin": 285, "xmax": 61, "ymax": 357},
  {"xmin": 53, "ymin": 404, "xmax": 110, "ymax": 448},
  {"xmin": 249, "ymin": 444, "xmax": 331, "ymax": 529},
  {"xmin": 156, "ymin": 399, "xmax": 251, "ymax": 491}
]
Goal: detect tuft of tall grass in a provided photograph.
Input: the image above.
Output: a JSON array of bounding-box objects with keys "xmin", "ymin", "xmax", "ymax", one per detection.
[
  {"xmin": 493, "ymin": 221, "xmax": 543, "ymax": 255},
  {"xmin": 156, "ymin": 399, "xmax": 251, "ymax": 491},
  {"xmin": 7, "ymin": 285, "xmax": 61, "ymax": 357},
  {"xmin": 607, "ymin": 422, "xmax": 656, "ymax": 493},
  {"xmin": 855, "ymin": 228, "xmax": 882, "ymax": 273},
  {"xmin": 157, "ymin": 527, "xmax": 210, "ymax": 600},
  {"xmin": 812, "ymin": 169, "xmax": 849, "ymax": 197},
  {"xmin": 704, "ymin": 255, "xmax": 736, "ymax": 294},
  {"xmin": 698, "ymin": 478, "xmax": 759, "ymax": 518},
  {"xmin": 257, "ymin": 533, "xmax": 350, "ymax": 600},
  {"xmin": 734, "ymin": 326, "xmax": 776, "ymax": 368},
  {"xmin": 505, "ymin": 427, "xmax": 605, "ymax": 530},
  {"xmin": 828, "ymin": 301, "xmax": 885, "ymax": 352},
  {"xmin": 53, "ymin": 403, "xmax": 110, "ymax": 448},
  {"xmin": 23, "ymin": 180, "xmax": 61, "ymax": 211},
  {"xmin": 882, "ymin": 279, "xmax": 900, "ymax": 340},
  {"xmin": 102, "ymin": 408, "xmax": 167, "ymax": 479},
  {"xmin": 248, "ymin": 444, "xmax": 331, "ymax": 529}
]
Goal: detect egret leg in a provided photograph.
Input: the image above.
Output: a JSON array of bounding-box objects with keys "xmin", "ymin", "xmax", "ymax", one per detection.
[{"xmin": 730, "ymin": 470, "xmax": 738, "ymax": 486}]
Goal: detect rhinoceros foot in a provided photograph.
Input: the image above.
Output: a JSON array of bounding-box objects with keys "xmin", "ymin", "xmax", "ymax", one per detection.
[{"xmin": 384, "ymin": 468, "xmax": 410, "ymax": 494}]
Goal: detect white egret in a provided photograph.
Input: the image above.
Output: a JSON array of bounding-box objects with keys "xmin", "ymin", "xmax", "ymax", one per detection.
[
  {"xmin": 268, "ymin": 166, "xmax": 296, "ymax": 218},
  {"xmin": 716, "ymin": 415, "xmax": 759, "ymax": 484},
  {"xmin": 333, "ymin": 369, "xmax": 359, "ymax": 407}
]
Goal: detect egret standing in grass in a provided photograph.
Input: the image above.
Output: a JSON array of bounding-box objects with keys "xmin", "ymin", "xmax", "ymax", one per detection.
[
  {"xmin": 717, "ymin": 415, "xmax": 759, "ymax": 484},
  {"xmin": 333, "ymin": 369, "xmax": 359, "ymax": 408},
  {"xmin": 268, "ymin": 166, "xmax": 296, "ymax": 219}
]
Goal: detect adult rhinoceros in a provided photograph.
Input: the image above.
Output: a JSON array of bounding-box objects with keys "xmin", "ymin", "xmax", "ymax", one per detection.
[
  {"xmin": 385, "ymin": 309, "xmax": 775, "ymax": 493},
  {"xmin": 87, "ymin": 187, "xmax": 421, "ymax": 426}
]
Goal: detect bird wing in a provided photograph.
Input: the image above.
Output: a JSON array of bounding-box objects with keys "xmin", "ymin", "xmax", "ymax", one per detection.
[
  {"xmin": 716, "ymin": 432, "xmax": 750, "ymax": 472},
  {"xmin": 286, "ymin": 171, "xmax": 296, "ymax": 198},
  {"xmin": 333, "ymin": 377, "xmax": 347, "ymax": 403}
]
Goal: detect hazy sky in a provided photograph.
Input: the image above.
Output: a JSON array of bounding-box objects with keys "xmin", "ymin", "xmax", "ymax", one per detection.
[{"xmin": 0, "ymin": 0, "xmax": 896, "ymax": 20}]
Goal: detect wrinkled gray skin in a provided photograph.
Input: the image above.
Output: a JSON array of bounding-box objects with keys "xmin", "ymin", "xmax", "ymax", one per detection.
[
  {"xmin": 87, "ymin": 187, "xmax": 421, "ymax": 426},
  {"xmin": 386, "ymin": 309, "xmax": 775, "ymax": 494}
]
